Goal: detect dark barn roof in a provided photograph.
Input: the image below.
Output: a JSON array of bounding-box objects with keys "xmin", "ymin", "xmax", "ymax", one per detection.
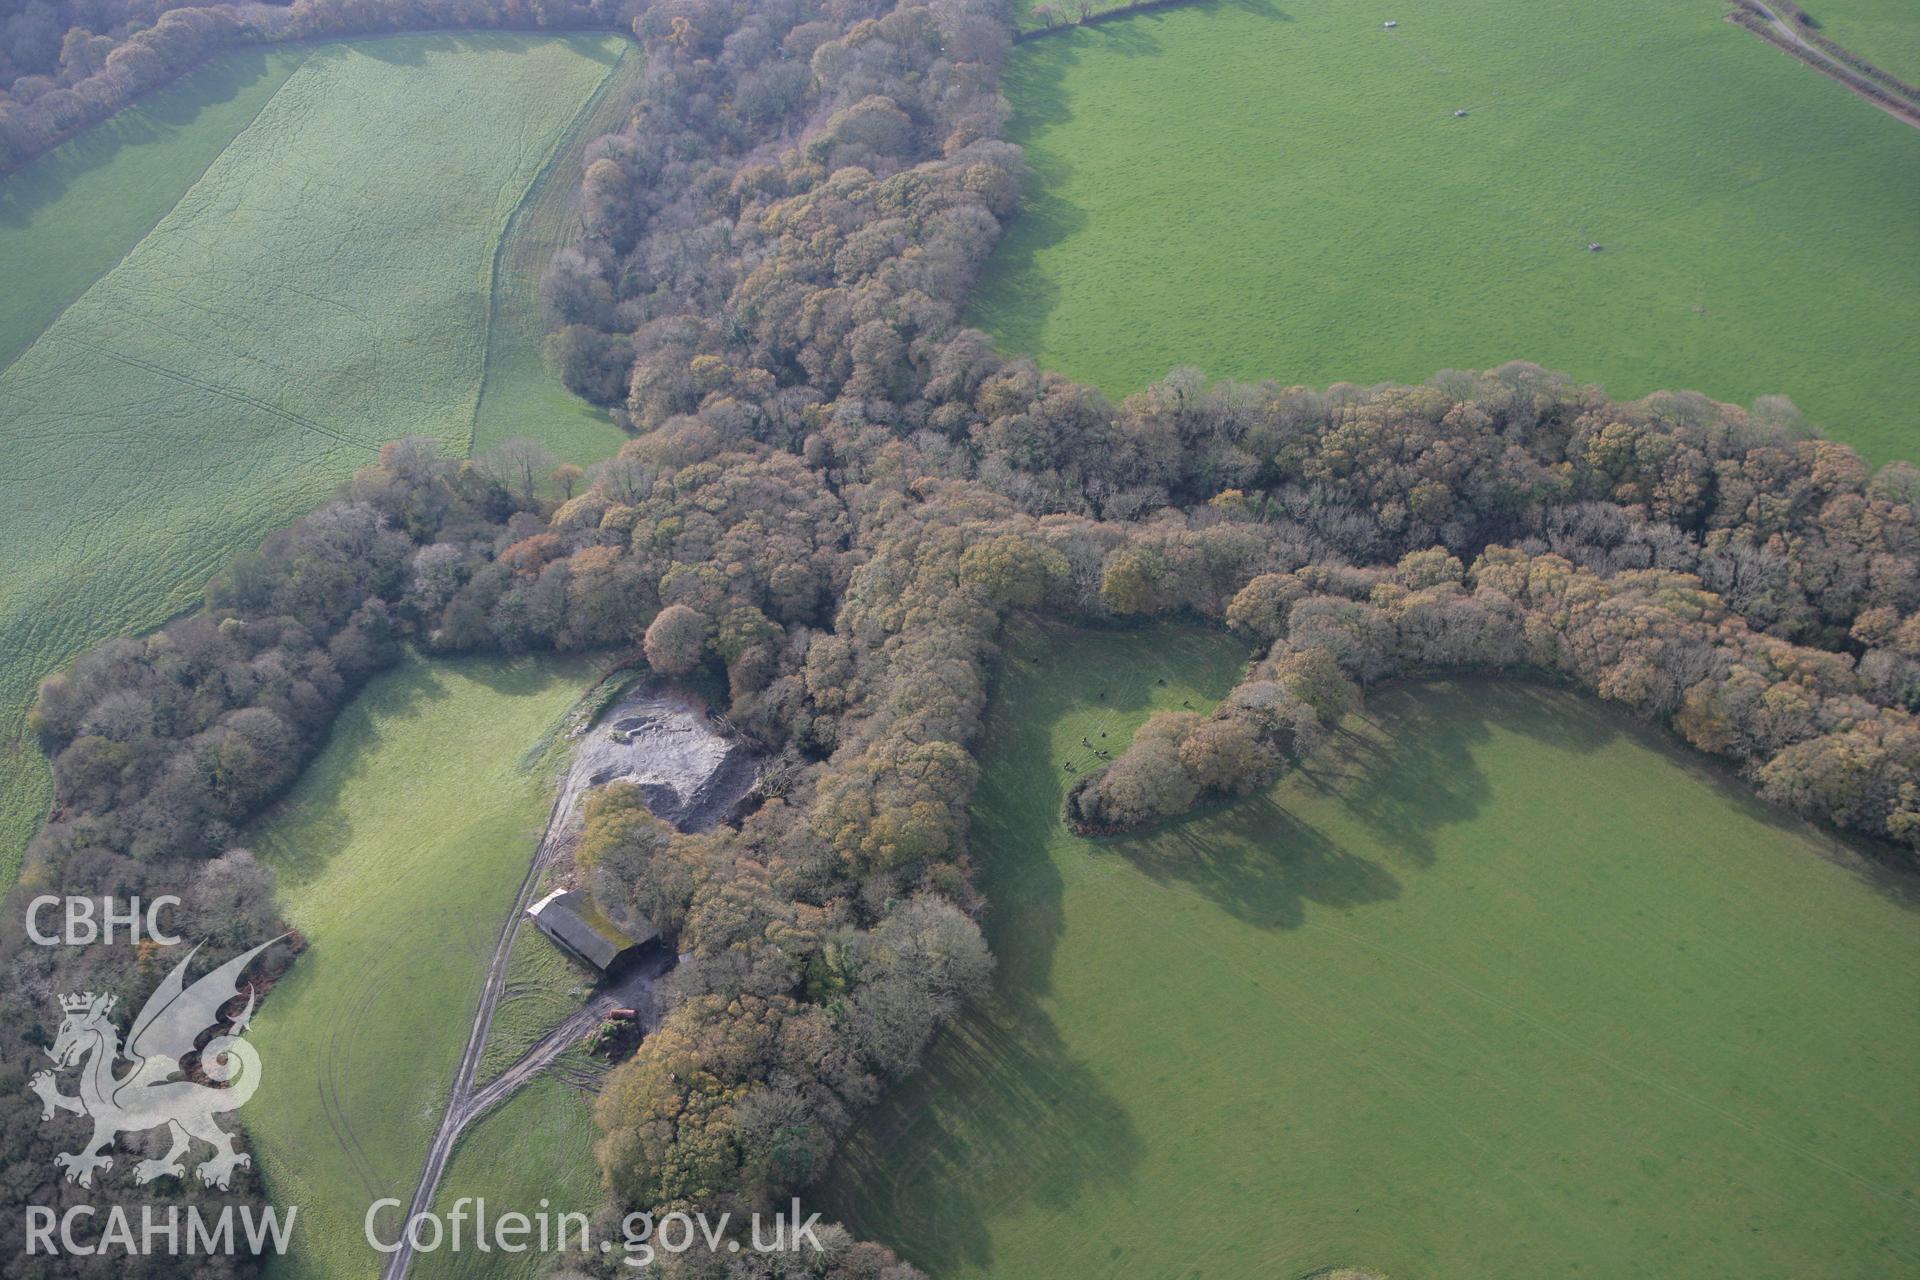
[{"xmin": 527, "ymin": 889, "xmax": 657, "ymax": 973}]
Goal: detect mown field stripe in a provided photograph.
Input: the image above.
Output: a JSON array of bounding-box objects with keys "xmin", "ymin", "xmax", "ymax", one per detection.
[{"xmin": 0, "ymin": 47, "xmax": 312, "ymax": 377}]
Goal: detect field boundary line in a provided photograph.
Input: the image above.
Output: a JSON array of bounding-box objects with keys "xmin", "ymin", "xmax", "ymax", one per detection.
[
  {"xmin": 1735, "ymin": 0, "xmax": 1920, "ymax": 100},
  {"xmin": 1729, "ymin": 2, "xmax": 1920, "ymax": 129},
  {"xmin": 0, "ymin": 47, "xmax": 312, "ymax": 382},
  {"xmin": 467, "ymin": 36, "xmax": 636, "ymax": 458}
]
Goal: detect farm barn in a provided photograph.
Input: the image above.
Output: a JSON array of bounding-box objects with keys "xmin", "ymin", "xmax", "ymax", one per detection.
[{"xmin": 527, "ymin": 889, "xmax": 659, "ymax": 976}]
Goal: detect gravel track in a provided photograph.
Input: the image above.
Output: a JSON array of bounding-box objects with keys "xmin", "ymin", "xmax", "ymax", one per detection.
[{"xmin": 380, "ymin": 688, "xmax": 754, "ymax": 1280}]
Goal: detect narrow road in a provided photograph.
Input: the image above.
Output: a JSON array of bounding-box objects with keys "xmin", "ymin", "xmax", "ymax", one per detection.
[
  {"xmin": 1740, "ymin": 0, "xmax": 1920, "ymax": 127},
  {"xmin": 463, "ymin": 957, "xmax": 666, "ymax": 1128},
  {"xmin": 378, "ymin": 882, "xmax": 672, "ymax": 1280},
  {"xmin": 1749, "ymin": 0, "xmax": 1818, "ymax": 52},
  {"xmin": 380, "ymin": 685, "xmax": 734, "ymax": 1280},
  {"xmin": 378, "ymin": 777, "xmax": 575, "ymax": 1280},
  {"xmin": 380, "ymin": 935, "xmax": 664, "ymax": 1279}
]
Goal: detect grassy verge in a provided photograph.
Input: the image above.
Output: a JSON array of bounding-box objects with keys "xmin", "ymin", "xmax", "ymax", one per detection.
[
  {"xmin": 818, "ymin": 621, "xmax": 1920, "ymax": 1278},
  {"xmin": 1797, "ymin": 0, "xmax": 1920, "ymax": 85},
  {"xmin": 243, "ymin": 650, "xmax": 600, "ymax": 1280},
  {"xmin": 412, "ymin": 1072, "xmax": 605, "ymax": 1280},
  {"xmin": 470, "ymin": 38, "xmax": 643, "ymax": 464},
  {"xmin": 973, "ymin": 0, "xmax": 1920, "ymax": 464},
  {"xmin": 475, "ymin": 924, "xmax": 593, "ymax": 1086}
]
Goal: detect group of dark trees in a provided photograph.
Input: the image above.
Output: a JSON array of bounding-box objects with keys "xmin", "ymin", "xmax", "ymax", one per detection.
[
  {"xmin": 1072, "ymin": 535, "xmax": 1920, "ymax": 838},
  {"xmin": 7, "ymin": 0, "xmax": 1920, "ymax": 1274}
]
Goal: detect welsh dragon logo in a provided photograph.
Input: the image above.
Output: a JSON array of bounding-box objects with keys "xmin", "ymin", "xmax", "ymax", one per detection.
[{"xmin": 30, "ymin": 937, "xmax": 282, "ymax": 1190}]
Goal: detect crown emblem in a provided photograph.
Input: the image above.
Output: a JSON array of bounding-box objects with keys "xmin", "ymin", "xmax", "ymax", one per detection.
[{"xmin": 32, "ymin": 938, "xmax": 281, "ymax": 1192}]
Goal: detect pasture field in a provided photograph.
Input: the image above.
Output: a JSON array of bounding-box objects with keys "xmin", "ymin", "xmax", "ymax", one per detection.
[
  {"xmin": 819, "ymin": 623, "xmax": 1920, "ymax": 1278},
  {"xmin": 0, "ymin": 32, "xmax": 626, "ymax": 889},
  {"xmin": 475, "ymin": 922, "xmax": 592, "ymax": 1085},
  {"xmin": 0, "ymin": 47, "xmax": 309, "ymax": 369},
  {"xmin": 974, "ymin": 0, "xmax": 1920, "ymax": 464},
  {"xmin": 412, "ymin": 1074, "xmax": 604, "ymax": 1280},
  {"xmin": 1801, "ymin": 0, "xmax": 1920, "ymax": 84},
  {"xmin": 244, "ymin": 650, "xmax": 598, "ymax": 1280},
  {"xmin": 471, "ymin": 40, "xmax": 643, "ymax": 462},
  {"xmin": 0, "ymin": 45, "xmax": 312, "ymax": 892}
]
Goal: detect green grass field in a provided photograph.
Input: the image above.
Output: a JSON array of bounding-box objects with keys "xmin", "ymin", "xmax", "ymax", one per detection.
[
  {"xmin": 818, "ymin": 622, "xmax": 1920, "ymax": 1278},
  {"xmin": 974, "ymin": 0, "xmax": 1920, "ymax": 465},
  {"xmin": 0, "ymin": 47, "xmax": 309, "ymax": 369},
  {"xmin": 0, "ymin": 45, "xmax": 314, "ymax": 899},
  {"xmin": 243, "ymin": 651, "xmax": 597, "ymax": 1280},
  {"xmin": 0, "ymin": 33, "xmax": 629, "ymax": 890},
  {"xmin": 474, "ymin": 921, "xmax": 592, "ymax": 1085},
  {"xmin": 1800, "ymin": 0, "xmax": 1920, "ymax": 85},
  {"xmin": 412, "ymin": 1074, "xmax": 604, "ymax": 1280},
  {"xmin": 470, "ymin": 41, "xmax": 641, "ymax": 462}
]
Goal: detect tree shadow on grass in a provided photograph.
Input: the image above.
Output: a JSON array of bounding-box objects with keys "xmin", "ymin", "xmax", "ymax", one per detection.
[
  {"xmin": 821, "ymin": 807, "xmax": 1143, "ymax": 1276},
  {"xmin": 1113, "ymin": 795, "xmax": 1405, "ymax": 928},
  {"xmin": 821, "ymin": 992, "xmax": 1144, "ymax": 1275},
  {"xmin": 978, "ymin": 0, "xmax": 1295, "ymax": 370},
  {"xmin": 252, "ymin": 651, "xmax": 596, "ymax": 899},
  {"xmin": 967, "ymin": 618, "xmax": 1250, "ymax": 991},
  {"xmin": 343, "ymin": 30, "xmax": 468, "ymax": 68},
  {"xmin": 1309, "ymin": 679, "xmax": 1613, "ymax": 866},
  {"xmin": 1095, "ymin": 682, "xmax": 1500, "ymax": 920},
  {"xmin": 820, "ymin": 871, "xmax": 1142, "ymax": 1275},
  {"xmin": 1227, "ymin": 0, "xmax": 1293, "ymax": 21},
  {"xmin": 0, "ymin": 48, "xmax": 279, "ymax": 232},
  {"xmin": 971, "ymin": 17, "xmax": 1173, "ymax": 356},
  {"xmin": 1105, "ymin": 679, "xmax": 1624, "ymax": 920},
  {"xmin": 246, "ymin": 654, "xmax": 457, "ymax": 890},
  {"xmin": 827, "ymin": 656, "xmax": 1920, "ymax": 1271},
  {"xmin": 1130, "ymin": 675, "xmax": 1920, "ymax": 920},
  {"xmin": 451, "ymin": 648, "xmax": 594, "ymax": 702},
  {"xmin": 1446, "ymin": 677, "xmax": 1920, "ymax": 911},
  {"xmin": 813, "ymin": 623, "xmax": 1253, "ymax": 1271},
  {"xmin": 1, "ymin": 28, "xmax": 623, "ymax": 236},
  {"xmin": 141, "ymin": 48, "xmax": 276, "ymax": 126},
  {"xmin": 347, "ymin": 28, "xmax": 622, "ymax": 70},
  {"xmin": 1507, "ymin": 677, "xmax": 1920, "ymax": 914}
]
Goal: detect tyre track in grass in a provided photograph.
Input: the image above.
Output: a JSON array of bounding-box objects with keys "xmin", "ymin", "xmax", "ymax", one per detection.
[
  {"xmin": 316, "ymin": 953, "xmax": 398, "ymax": 1200},
  {"xmin": 382, "ymin": 680, "xmax": 755, "ymax": 1278},
  {"xmin": 64, "ymin": 338, "xmax": 372, "ymax": 451},
  {"xmin": 376, "ymin": 762, "xmax": 664, "ymax": 1280}
]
